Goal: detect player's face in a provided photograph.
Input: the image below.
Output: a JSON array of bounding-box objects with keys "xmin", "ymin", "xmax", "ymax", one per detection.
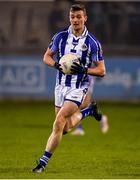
[{"xmin": 69, "ymin": 10, "xmax": 87, "ymax": 32}]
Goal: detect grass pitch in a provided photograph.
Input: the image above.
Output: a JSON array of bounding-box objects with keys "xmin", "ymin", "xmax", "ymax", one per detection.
[{"xmin": 0, "ymin": 101, "xmax": 140, "ymax": 179}]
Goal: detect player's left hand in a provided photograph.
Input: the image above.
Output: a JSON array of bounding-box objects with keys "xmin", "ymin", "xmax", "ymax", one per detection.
[{"xmin": 71, "ymin": 62, "xmax": 88, "ymax": 74}]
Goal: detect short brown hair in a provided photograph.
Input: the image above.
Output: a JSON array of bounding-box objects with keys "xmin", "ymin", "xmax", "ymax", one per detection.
[{"xmin": 70, "ymin": 4, "xmax": 87, "ymax": 16}]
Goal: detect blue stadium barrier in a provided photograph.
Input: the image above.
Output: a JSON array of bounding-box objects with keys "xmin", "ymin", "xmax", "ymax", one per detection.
[
  {"xmin": 94, "ymin": 56, "xmax": 140, "ymax": 101},
  {"xmin": 0, "ymin": 55, "xmax": 140, "ymax": 101}
]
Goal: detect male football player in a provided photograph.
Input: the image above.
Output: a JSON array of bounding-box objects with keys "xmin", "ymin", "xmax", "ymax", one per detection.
[{"xmin": 32, "ymin": 4, "xmax": 108, "ymax": 173}]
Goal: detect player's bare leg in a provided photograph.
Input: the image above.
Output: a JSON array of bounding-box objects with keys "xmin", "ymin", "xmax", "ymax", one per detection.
[
  {"xmin": 71, "ymin": 93, "xmax": 91, "ymax": 135},
  {"xmin": 64, "ymin": 101, "xmax": 109, "ymax": 134},
  {"xmin": 70, "ymin": 91, "xmax": 109, "ymax": 135},
  {"xmin": 32, "ymin": 101, "xmax": 78, "ymax": 173},
  {"xmin": 45, "ymin": 101, "xmax": 78, "ymax": 152},
  {"xmin": 63, "ymin": 109, "xmax": 82, "ymax": 134}
]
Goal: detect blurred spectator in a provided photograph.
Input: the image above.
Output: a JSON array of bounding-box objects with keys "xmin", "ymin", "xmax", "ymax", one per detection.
[
  {"xmin": 25, "ymin": 8, "xmax": 41, "ymax": 47},
  {"xmin": 114, "ymin": 2, "xmax": 129, "ymax": 45},
  {"xmin": 87, "ymin": 2, "xmax": 110, "ymax": 44},
  {"xmin": 10, "ymin": 7, "xmax": 18, "ymax": 46},
  {"xmin": 106, "ymin": 3, "xmax": 122, "ymax": 44},
  {"xmin": 0, "ymin": 28, "xmax": 8, "ymax": 46},
  {"xmin": 127, "ymin": 2, "xmax": 140, "ymax": 45},
  {"xmin": 0, "ymin": 1, "xmax": 140, "ymax": 53},
  {"xmin": 26, "ymin": 28, "xmax": 41, "ymax": 46},
  {"xmin": 48, "ymin": 1, "xmax": 67, "ymax": 37}
]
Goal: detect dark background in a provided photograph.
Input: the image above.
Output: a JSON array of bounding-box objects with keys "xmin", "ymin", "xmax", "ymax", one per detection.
[{"xmin": 0, "ymin": 0, "xmax": 140, "ymax": 55}]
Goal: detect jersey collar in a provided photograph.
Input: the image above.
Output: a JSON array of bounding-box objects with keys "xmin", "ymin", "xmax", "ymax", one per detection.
[{"xmin": 68, "ymin": 25, "xmax": 88, "ymax": 38}]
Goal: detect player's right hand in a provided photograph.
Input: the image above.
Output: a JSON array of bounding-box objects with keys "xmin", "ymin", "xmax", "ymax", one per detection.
[{"xmin": 71, "ymin": 62, "xmax": 88, "ymax": 74}]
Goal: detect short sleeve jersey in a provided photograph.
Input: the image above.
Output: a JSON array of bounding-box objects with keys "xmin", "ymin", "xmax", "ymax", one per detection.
[{"xmin": 48, "ymin": 26, "xmax": 104, "ymax": 89}]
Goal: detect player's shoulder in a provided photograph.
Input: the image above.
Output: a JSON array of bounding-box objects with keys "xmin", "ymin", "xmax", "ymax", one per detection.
[{"xmin": 87, "ymin": 31, "xmax": 101, "ymax": 45}]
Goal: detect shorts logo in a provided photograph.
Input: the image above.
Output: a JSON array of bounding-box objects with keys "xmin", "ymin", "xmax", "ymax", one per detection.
[{"xmin": 71, "ymin": 96, "xmax": 78, "ymax": 99}]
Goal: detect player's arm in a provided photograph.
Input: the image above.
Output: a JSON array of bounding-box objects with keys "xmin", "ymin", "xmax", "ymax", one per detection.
[
  {"xmin": 88, "ymin": 41, "xmax": 106, "ymax": 77},
  {"xmin": 43, "ymin": 48, "xmax": 63, "ymax": 72},
  {"xmin": 43, "ymin": 48, "xmax": 56, "ymax": 67},
  {"xmin": 87, "ymin": 60, "xmax": 106, "ymax": 77},
  {"xmin": 71, "ymin": 60, "xmax": 106, "ymax": 77},
  {"xmin": 71, "ymin": 40, "xmax": 106, "ymax": 77}
]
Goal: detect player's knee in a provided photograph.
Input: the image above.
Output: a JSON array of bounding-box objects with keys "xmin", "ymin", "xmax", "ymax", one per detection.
[
  {"xmin": 53, "ymin": 120, "xmax": 63, "ymax": 132},
  {"xmin": 53, "ymin": 115, "xmax": 66, "ymax": 133}
]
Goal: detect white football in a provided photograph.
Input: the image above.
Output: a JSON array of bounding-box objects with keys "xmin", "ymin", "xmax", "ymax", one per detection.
[{"xmin": 59, "ymin": 54, "xmax": 80, "ymax": 74}]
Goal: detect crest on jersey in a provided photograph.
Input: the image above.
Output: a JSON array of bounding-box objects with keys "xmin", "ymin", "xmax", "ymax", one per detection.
[{"xmin": 81, "ymin": 44, "xmax": 88, "ymax": 51}]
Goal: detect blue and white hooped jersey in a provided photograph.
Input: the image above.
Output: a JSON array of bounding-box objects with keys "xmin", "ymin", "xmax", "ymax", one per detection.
[{"xmin": 48, "ymin": 25, "xmax": 104, "ymax": 89}]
